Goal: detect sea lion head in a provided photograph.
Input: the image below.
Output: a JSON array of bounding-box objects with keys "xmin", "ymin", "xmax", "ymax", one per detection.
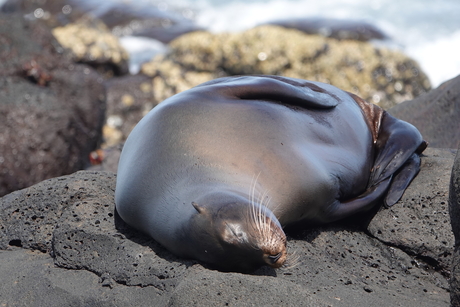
[{"xmin": 187, "ymin": 201, "xmax": 287, "ymax": 272}]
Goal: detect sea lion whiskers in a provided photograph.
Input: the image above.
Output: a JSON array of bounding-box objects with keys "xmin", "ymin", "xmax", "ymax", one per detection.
[
  {"xmin": 248, "ymin": 173, "xmax": 263, "ymax": 235},
  {"xmin": 259, "ymin": 193, "xmax": 273, "ymax": 238},
  {"xmin": 248, "ymin": 174, "xmax": 272, "ymax": 238},
  {"xmin": 281, "ymin": 249, "xmax": 301, "ymax": 270},
  {"xmin": 246, "ymin": 175, "xmax": 287, "ymax": 268}
]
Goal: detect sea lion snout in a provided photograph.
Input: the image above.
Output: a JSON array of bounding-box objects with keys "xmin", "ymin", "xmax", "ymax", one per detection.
[
  {"xmin": 190, "ymin": 201, "xmax": 287, "ymax": 271},
  {"xmin": 217, "ymin": 202, "xmax": 287, "ymax": 269},
  {"xmin": 263, "ymin": 250, "xmax": 287, "ymax": 268},
  {"xmin": 257, "ymin": 217, "xmax": 287, "ymax": 268}
]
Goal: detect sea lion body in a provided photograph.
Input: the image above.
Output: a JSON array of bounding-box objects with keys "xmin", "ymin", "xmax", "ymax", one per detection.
[{"xmin": 115, "ymin": 76, "xmax": 426, "ymax": 271}]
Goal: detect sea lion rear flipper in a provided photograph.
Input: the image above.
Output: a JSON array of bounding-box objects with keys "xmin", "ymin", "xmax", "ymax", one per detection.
[
  {"xmin": 196, "ymin": 75, "xmax": 338, "ymax": 109},
  {"xmin": 370, "ymin": 112, "xmax": 427, "ymax": 185},
  {"xmin": 328, "ymin": 150, "xmax": 422, "ymax": 220},
  {"xmin": 348, "ymin": 93, "xmax": 427, "ymax": 207},
  {"xmin": 383, "ymin": 153, "xmax": 421, "ymax": 208},
  {"xmin": 328, "ymin": 177, "xmax": 392, "ymax": 221},
  {"xmin": 368, "ymin": 112, "xmax": 427, "ymax": 207}
]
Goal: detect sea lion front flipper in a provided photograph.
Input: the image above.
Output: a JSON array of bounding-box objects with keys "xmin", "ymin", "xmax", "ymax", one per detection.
[
  {"xmin": 369, "ymin": 111, "xmax": 427, "ymax": 187},
  {"xmin": 328, "ymin": 150, "xmax": 423, "ymax": 220},
  {"xmin": 195, "ymin": 75, "xmax": 338, "ymax": 109},
  {"xmin": 327, "ymin": 177, "xmax": 392, "ymax": 221},
  {"xmin": 383, "ymin": 153, "xmax": 421, "ymax": 208}
]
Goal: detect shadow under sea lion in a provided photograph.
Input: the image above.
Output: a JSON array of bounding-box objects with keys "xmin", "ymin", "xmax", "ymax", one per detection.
[{"xmin": 115, "ymin": 75, "xmax": 426, "ymax": 272}]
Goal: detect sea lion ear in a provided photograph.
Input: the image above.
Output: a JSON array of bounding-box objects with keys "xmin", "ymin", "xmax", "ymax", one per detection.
[{"xmin": 192, "ymin": 202, "xmax": 206, "ymax": 214}]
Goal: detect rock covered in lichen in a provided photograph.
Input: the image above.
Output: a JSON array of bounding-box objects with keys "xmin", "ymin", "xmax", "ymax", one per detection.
[
  {"xmin": 142, "ymin": 55, "xmax": 216, "ymax": 103},
  {"xmin": 142, "ymin": 26, "xmax": 431, "ymax": 109},
  {"xmin": 52, "ymin": 19, "xmax": 129, "ymax": 77}
]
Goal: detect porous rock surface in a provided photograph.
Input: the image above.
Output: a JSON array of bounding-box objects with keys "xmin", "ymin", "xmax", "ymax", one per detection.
[
  {"xmin": 0, "ymin": 148, "xmax": 454, "ymax": 306},
  {"xmin": 389, "ymin": 74, "xmax": 460, "ymax": 149},
  {"xmin": 142, "ymin": 25, "xmax": 431, "ymax": 109},
  {"xmin": 368, "ymin": 148, "xmax": 456, "ymax": 275},
  {"xmin": 0, "ymin": 14, "xmax": 106, "ymax": 197}
]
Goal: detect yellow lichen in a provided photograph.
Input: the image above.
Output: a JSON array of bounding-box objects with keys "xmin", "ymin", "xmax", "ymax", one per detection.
[
  {"xmin": 141, "ymin": 25, "xmax": 430, "ymax": 109},
  {"xmin": 52, "ymin": 22, "xmax": 128, "ymax": 65}
]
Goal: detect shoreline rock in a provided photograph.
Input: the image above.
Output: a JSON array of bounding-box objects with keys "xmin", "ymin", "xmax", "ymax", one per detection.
[
  {"xmin": 0, "ymin": 148, "xmax": 454, "ymax": 306},
  {"xmin": 52, "ymin": 19, "xmax": 130, "ymax": 78},
  {"xmin": 0, "ymin": 14, "xmax": 106, "ymax": 197},
  {"xmin": 142, "ymin": 25, "xmax": 431, "ymax": 110},
  {"xmin": 389, "ymin": 74, "xmax": 460, "ymax": 149}
]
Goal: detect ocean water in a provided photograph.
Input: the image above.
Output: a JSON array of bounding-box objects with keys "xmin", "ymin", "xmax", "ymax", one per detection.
[{"xmin": 2, "ymin": 0, "xmax": 459, "ymax": 87}]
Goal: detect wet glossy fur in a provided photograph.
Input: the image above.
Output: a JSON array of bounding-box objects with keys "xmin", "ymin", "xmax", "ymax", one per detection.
[{"xmin": 115, "ymin": 75, "xmax": 426, "ymax": 272}]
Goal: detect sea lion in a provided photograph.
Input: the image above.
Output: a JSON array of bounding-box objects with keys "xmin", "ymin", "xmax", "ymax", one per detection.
[{"xmin": 115, "ymin": 75, "xmax": 427, "ymax": 272}]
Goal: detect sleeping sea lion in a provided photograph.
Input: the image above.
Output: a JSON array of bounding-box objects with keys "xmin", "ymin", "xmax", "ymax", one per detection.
[{"xmin": 115, "ymin": 75, "xmax": 426, "ymax": 272}]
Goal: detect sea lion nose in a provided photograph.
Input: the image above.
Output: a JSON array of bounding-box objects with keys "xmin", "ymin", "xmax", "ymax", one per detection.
[{"xmin": 267, "ymin": 252, "xmax": 282, "ymax": 264}]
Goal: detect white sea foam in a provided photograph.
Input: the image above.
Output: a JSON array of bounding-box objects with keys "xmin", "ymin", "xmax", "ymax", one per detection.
[
  {"xmin": 405, "ymin": 30, "xmax": 460, "ymax": 87},
  {"xmin": 119, "ymin": 36, "xmax": 169, "ymax": 74}
]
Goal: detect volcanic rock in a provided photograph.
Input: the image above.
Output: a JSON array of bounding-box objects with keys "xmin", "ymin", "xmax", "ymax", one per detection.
[
  {"xmin": 0, "ymin": 14, "xmax": 105, "ymax": 197},
  {"xmin": 0, "ymin": 148, "xmax": 453, "ymax": 306},
  {"xmin": 389, "ymin": 74, "xmax": 460, "ymax": 149}
]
